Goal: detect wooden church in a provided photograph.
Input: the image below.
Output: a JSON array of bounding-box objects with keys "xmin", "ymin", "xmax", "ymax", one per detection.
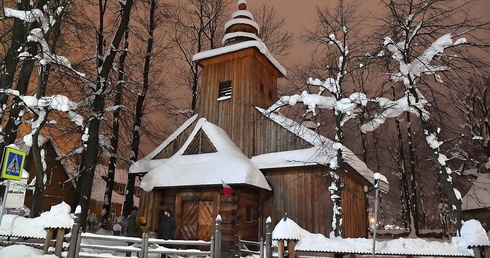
[{"xmin": 130, "ymin": 0, "xmax": 389, "ymax": 255}]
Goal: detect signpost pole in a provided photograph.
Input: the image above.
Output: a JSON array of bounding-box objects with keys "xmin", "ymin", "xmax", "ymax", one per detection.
[
  {"xmin": 0, "ymin": 179, "xmax": 11, "ymax": 227},
  {"xmin": 371, "ymin": 173, "xmax": 380, "ymax": 258},
  {"xmin": 0, "ymin": 146, "xmax": 27, "ymax": 227}
]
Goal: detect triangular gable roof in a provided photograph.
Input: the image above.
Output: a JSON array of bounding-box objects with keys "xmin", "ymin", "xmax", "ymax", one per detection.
[
  {"xmin": 14, "ymin": 136, "xmax": 77, "ymax": 186},
  {"xmin": 253, "ymin": 107, "xmax": 389, "ymax": 192},
  {"xmin": 462, "ymin": 173, "xmax": 490, "ymax": 210},
  {"xmin": 139, "ymin": 118, "xmax": 272, "ymax": 192},
  {"xmin": 129, "ymin": 115, "xmax": 198, "ymax": 174}
]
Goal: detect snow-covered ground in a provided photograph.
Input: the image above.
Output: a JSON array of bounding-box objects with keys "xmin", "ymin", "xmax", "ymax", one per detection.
[{"xmin": 1, "ymin": 202, "xmax": 490, "ymax": 258}]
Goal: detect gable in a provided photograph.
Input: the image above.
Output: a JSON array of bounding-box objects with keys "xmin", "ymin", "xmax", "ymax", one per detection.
[
  {"xmin": 183, "ymin": 129, "xmax": 216, "ymax": 155},
  {"xmin": 462, "ymin": 173, "xmax": 490, "ymax": 210},
  {"xmin": 140, "ymin": 118, "xmax": 271, "ymax": 192}
]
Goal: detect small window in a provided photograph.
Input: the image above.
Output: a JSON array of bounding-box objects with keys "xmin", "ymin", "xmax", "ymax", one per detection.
[
  {"xmin": 134, "ymin": 187, "xmax": 142, "ymax": 197},
  {"xmin": 260, "ymin": 83, "xmax": 264, "ymax": 93},
  {"xmin": 114, "ymin": 183, "xmax": 125, "ymax": 195},
  {"xmin": 218, "ymin": 80, "xmax": 232, "ymax": 100}
]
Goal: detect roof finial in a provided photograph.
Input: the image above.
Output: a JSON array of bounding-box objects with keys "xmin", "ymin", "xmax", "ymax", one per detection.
[
  {"xmin": 222, "ymin": 0, "xmax": 259, "ymax": 46},
  {"xmin": 238, "ymin": 0, "xmax": 247, "ymax": 10}
]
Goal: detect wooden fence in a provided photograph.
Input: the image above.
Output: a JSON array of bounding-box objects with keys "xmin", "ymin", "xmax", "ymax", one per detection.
[{"xmin": 66, "ymin": 214, "xmax": 221, "ymax": 258}]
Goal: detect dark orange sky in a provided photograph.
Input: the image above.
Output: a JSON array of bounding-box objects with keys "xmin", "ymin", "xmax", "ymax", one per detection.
[{"xmin": 254, "ymin": 0, "xmax": 490, "ymax": 70}]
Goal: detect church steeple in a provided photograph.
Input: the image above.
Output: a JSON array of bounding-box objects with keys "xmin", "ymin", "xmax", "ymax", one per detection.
[
  {"xmin": 222, "ymin": 0, "xmax": 260, "ymax": 46},
  {"xmin": 192, "ymin": 0, "xmax": 286, "ymax": 157}
]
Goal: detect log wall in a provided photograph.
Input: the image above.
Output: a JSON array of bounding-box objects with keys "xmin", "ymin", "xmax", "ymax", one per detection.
[
  {"xmin": 263, "ymin": 165, "xmax": 368, "ymax": 238},
  {"xmin": 197, "ymin": 47, "xmax": 282, "ymax": 158},
  {"xmin": 140, "ymin": 186, "xmax": 263, "ymax": 256}
]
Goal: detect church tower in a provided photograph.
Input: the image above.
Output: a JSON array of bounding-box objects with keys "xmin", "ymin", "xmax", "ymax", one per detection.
[{"xmin": 193, "ymin": 0, "xmax": 286, "ymax": 158}]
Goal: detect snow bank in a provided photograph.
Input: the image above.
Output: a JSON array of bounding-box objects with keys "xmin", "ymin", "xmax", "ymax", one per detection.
[
  {"xmin": 0, "ymin": 245, "xmax": 57, "ymax": 258},
  {"xmin": 0, "ymin": 202, "xmax": 74, "ymax": 238},
  {"xmin": 272, "ymin": 217, "xmax": 488, "ymax": 256}
]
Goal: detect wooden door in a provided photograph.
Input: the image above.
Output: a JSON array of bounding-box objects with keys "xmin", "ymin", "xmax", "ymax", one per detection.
[
  {"xmin": 181, "ymin": 200, "xmax": 198, "ymax": 240},
  {"xmin": 180, "ymin": 200, "xmax": 214, "ymax": 240},
  {"xmin": 198, "ymin": 201, "xmax": 213, "ymax": 240}
]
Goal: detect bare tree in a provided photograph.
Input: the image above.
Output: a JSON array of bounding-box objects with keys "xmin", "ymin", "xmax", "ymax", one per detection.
[
  {"xmin": 122, "ymin": 0, "xmax": 171, "ymax": 216},
  {"xmin": 265, "ymin": 0, "xmax": 369, "ymax": 237},
  {"xmin": 454, "ymin": 77, "xmax": 490, "ymax": 164},
  {"xmin": 75, "ymin": 0, "xmax": 134, "ymax": 230},
  {"xmin": 362, "ymin": 0, "xmax": 490, "ymax": 234},
  {"xmin": 166, "ymin": 0, "xmax": 231, "ymax": 116},
  {"xmin": 251, "ymin": 3, "xmax": 293, "ymax": 60}
]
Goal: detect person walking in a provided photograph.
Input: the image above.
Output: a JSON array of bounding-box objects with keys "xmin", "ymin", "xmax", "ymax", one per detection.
[
  {"xmin": 157, "ymin": 209, "xmax": 177, "ymax": 258},
  {"xmin": 126, "ymin": 207, "xmax": 139, "ymax": 257},
  {"xmin": 126, "ymin": 208, "xmax": 139, "ymax": 237}
]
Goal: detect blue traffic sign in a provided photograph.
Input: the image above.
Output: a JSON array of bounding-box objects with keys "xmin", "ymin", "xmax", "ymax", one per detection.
[{"xmin": 1, "ymin": 147, "xmax": 26, "ymax": 181}]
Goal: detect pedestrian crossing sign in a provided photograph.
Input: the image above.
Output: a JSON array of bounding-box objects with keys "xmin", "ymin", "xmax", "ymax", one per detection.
[{"xmin": 1, "ymin": 147, "xmax": 26, "ymax": 181}]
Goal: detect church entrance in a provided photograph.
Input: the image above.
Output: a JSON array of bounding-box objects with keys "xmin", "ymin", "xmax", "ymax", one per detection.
[{"xmin": 175, "ymin": 190, "xmax": 219, "ymax": 241}]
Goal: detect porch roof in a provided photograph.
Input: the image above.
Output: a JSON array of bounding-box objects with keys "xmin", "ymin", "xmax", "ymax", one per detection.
[{"xmin": 139, "ymin": 118, "xmax": 272, "ymax": 192}]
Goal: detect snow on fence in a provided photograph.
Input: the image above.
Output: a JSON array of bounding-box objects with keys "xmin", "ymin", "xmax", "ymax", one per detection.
[
  {"xmin": 66, "ymin": 214, "xmax": 221, "ymax": 258},
  {"xmin": 238, "ymin": 217, "xmax": 274, "ymax": 258},
  {"xmin": 273, "ymin": 215, "xmax": 490, "ymax": 258}
]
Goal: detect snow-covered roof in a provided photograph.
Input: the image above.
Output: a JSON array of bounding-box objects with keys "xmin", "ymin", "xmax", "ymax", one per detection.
[
  {"xmin": 254, "ymin": 107, "xmax": 389, "ymax": 192},
  {"xmin": 273, "ymin": 217, "xmax": 487, "ymax": 256},
  {"xmin": 14, "ymin": 136, "xmax": 78, "ymax": 186},
  {"xmin": 139, "ymin": 118, "xmax": 272, "ymax": 192},
  {"xmin": 0, "ymin": 202, "xmax": 74, "ymax": 238},
  {"xmin": 191, "ymin": 0, "xmax": 286, "ymax": 76},
  {"xmin": 192, "ymin": 40, "xmax": 286, "ymax": 76},
  {"xmin": 129, "ymin": 115, "xmax": 198, "ymax": 174},
  {"xmin": 462, "ymin": 173, "xmax": 490, "ymax": 210}
]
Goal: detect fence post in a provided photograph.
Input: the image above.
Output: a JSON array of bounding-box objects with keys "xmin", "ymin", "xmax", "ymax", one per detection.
[
  {"xmin": 214, "ymin": 215, "xmax": 222, "ymax": 258},
  {"xmin": 67, "ymin": 212, "xmax": 81, "ymax": 258},
  {"xmin": 140, "ymin": 232, "xmax": 149, "ymax": 258},
  {"xmin": 210, "ymin": 235, "xmax": 215, "ymax": 258},
  {"xmin": 74, "ymin": 227, "xmax": 82, "ymax": 258},
  {"xmin": 259, "ymin": 237, "xmax": 264, "ymax": 258},
  {"xmin": 265, "ymin": 216, "xmax": 272, "ymax": 258},
  {"xmin": 238, "ymin": 235, "xmax": 242, "ymax": 258}
]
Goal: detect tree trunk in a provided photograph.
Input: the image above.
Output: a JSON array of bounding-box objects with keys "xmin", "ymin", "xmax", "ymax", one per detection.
[
  {"xmin": 101, "ymin": 25, "xmax": 130, "ymax": 228},
  {"xmin": 406, "ymin": 113, "xmax": 420, "ymax": 235},
  {"xmin": 76, "ymin": 0, "xmax": 134, "ymax": 230},
  {"xmin": 0, "ymin": 0, "xmax": 30, "ymax": 120},
  {"xmin": 124, "ymin": 0, "xmax": 155, "ymax": 216}
]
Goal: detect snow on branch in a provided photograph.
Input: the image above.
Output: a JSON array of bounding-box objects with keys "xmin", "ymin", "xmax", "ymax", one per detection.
[
  {"xmin": 5, "ymin": 7, "xmax": 85, "ymax": 78},
  {"xmin": 265, "ymin": 78, "xmax": 367, "ymax": 126},
  {"xmin": 384, "ymin": 33, "xmax": 465, "ymax": 86},
  {"xmin": 20, "ymin": 95, "xmax": 84, "ymax": 146},
  {"xmin": 4, "ymin": 8, "xmax": 51, "ymax": 33},
  {"xmin": 360, "ymin": 89, "xmax": 430, "ymax": 132}
]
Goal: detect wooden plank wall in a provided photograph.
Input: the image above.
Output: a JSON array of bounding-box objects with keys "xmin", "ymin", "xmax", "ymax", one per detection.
[
  {"xmin": 263, "ymin": 166, "xmax": 333, "ymax": 236},
  {"xmin": 236, "ymin": 189, "xmax": 260, "ymax": 241},
  {"xmin": 263, "ymin": 165, "xmax": 368, "ymax": 238},
  {"xmin": 197, "ymin": 48, "xmax": 283, "ymax": 158},
  {"xmin": 146, "ymin": 186, "xmax": 261, "ymax": 256},
  {"xmin": 138, "ymin": 190, "xmax": 161, "ymax": 232},
  {"xmin": 255, "ymin": 115, "xmax": 313, "ymax": 156},
  {"xmin": 341, "ymin": 171, "xmax": 368, "ymax": 238}
]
